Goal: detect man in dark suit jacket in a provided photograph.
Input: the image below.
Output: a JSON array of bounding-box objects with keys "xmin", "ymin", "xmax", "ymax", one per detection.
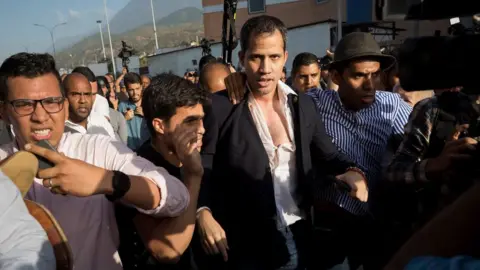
[{"xmin": 196, "ymin": 15, "xmax": 368, "ymax": 270}]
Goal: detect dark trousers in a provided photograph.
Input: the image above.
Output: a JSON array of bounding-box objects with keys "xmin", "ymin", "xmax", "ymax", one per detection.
[
  {"xmin": 312, "ymin": 203, "xmax": 393, "ymax": 270},
  {"xmin": 228, "ymin": 219, "xmax": 311, "ymax": 270}
]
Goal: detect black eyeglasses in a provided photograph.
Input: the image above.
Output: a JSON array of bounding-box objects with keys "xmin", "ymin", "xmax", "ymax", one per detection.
[{"xmin": 6, "ymin": 97, "xmax": 65, "ymax": 116}]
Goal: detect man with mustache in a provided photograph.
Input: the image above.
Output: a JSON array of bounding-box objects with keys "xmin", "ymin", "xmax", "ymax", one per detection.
[
  {"xmin": 307, "ymin": 32, "xmax": 412, "ymax": 269},
  {"xmin": 63, "ymin": 73, "xmax": 114, "ymax": 137}
]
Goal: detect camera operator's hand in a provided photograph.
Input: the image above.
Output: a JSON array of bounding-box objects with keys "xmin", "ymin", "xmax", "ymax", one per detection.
[{"xmin": 425, "ymin": 137, "xmax": 478, "ymax": 181}]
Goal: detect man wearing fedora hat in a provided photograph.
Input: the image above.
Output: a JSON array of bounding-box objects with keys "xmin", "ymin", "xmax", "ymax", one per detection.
[{"xmin": 307, "ymin": 32, "xmax": 412, "ymax": 269}]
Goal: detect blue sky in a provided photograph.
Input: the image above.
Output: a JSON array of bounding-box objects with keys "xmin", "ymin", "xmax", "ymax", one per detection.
[{"xmin": 0, "ymin": 0, "xmax": 130, "ymax": 62}]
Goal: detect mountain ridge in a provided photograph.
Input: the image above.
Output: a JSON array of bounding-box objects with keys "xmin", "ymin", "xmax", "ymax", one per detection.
[{"xmin": 55, "ymin": 7, "xmax": 204, "ymax": 69}]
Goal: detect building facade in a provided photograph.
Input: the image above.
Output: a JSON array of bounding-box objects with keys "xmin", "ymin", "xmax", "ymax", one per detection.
[{"xmin": 202, "ymin": 0, "xmax": 450, "ymax": 47}]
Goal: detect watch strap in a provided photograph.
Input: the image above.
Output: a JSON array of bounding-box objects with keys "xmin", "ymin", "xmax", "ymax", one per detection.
[{"xmin": 106, "ymin": 171, "xmax": 131, "ymax": 202}]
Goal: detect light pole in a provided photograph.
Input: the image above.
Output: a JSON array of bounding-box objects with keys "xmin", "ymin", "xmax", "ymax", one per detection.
[
  {"xmin": 96, "ymin": 20, "xmax": 107, "ymax": 60},
  {"xmin": 33, "ymin": 22, "xmax": 67, "ymax": 59},
  {"xmin": 337, "ymin": 0, "xmax": 343, "ymax": 44},
  {"xmin": 150, "ymin": 0, "xmax": 159, "ymax": 51},
  {"xmin": 103, "ymin": 0, "xmax": 116, "ymax": 78}
]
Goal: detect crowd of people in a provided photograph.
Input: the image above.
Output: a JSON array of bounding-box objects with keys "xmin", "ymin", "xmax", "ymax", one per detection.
[{"xmin": 1, "ymin": 14, "xmax": 480, "ymax": 270}]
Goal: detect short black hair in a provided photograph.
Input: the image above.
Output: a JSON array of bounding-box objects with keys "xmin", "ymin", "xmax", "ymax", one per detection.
[
  {"xmin": 319, "ymin": 54, "xmax": 333, "ymax": 70},
  {"xmin": 199, "ymin": 55, "xmax": 217, "ymax": 71},
  {"xmin": 142, "ymin": 73, "xmax": 209, "ymax": 135},
  {"xmin": 291, "ymin": 52, "xmax": 319, "ymax": 76},
  {"xmin": 199, "ymin": 61, "xmax": 231, "ymax": 90},
  {"xmin": 240, "ymin": 15, "xmax": 287, "ymax": 52},
  {"xmin": 123, "ymin": 72, "xmax": 142, "ymax": 88},
  {"xmin": 0, "ymin": 53, "xmax": 62, "ymax": 101},
  {"xmin": 72, "ymin": 66, "xmax": 96, "ymax": 82}
]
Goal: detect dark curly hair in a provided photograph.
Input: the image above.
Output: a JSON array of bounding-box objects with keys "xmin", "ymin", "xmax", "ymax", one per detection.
[
  {"xmin": 0, "ymin": 53, "xmax": 62, "ymax": 101},
  {"xmin": 142, "ymin": 73, "xmax": 209, "ymax": 135},
  {"xmin": 123, "ymin": 72, "xmax": 142, "ymax": 88}
]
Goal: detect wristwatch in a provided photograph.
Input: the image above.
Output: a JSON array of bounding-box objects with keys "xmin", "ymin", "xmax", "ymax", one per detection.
[{"xmin": 105, "ymin": 171, "xmax": 131, "ymax": 202}]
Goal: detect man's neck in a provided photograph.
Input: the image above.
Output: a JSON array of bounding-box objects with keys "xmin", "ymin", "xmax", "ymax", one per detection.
[
  {"xmin": 251, "ymin": 86, "xmax": 278, "ymax": 106},
  {"xmin": 151, "ymin": 136, "xmax": 181, "ymax": 167},
  {"xmin": 131, "ymin": 99, "xmax": 142, "ymax": 107},
  {"xmin": 70, "ymin": 117, "xmax": 88, "ymax": 129}
]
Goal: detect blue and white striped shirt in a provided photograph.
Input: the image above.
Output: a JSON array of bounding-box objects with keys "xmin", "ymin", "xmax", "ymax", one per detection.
[{"xmin": 307, "ymin": 89, "xmax": 412, "ymax": 215}]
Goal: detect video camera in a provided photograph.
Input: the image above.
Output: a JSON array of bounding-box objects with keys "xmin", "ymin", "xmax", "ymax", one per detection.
[{"xmin": 388, "ymin": 1, "xmax": 480, "ymax": 92}]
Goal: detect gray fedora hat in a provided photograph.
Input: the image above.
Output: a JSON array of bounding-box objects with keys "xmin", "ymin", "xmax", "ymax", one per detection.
[{"xmin": 330, "ymin": 32, "xmax": 396, "ymax": 71}]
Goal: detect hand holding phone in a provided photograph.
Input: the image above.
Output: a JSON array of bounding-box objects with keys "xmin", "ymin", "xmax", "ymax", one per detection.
[{"xmin": 35, "ymin": 140, "xmax": 56, "ymax": 170}]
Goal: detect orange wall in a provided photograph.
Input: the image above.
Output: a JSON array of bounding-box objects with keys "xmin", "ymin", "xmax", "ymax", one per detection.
[
  {"xmin": 203, "ymin": 0, "xmax": 344, "ymax": 41},
  {"xmin": 203, "ymin": 0, "xmax": 449, "ymax": 42}
]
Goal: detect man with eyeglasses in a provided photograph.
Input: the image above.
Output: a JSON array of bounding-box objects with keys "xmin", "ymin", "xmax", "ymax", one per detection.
[
  {"xmin": 0, "ymin": 52, "xmax": 192, "ymax": 270},
  {"xmin": 63, "ymin": 73, "xmax": 116, "ymax": 138}
]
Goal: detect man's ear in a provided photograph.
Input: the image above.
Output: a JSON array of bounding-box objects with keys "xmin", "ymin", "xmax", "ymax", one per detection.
[
  {"xmin": 238, "ymin": 51, "xmax": 245, "ymax": 68},
  {"xmin": 152, "ymin": 118, "xmax": 166, "ymax": 135},
  {"xmin": 331, "ymin": 69, "xmax": 342, "ymax": 86},
  {"xmin": 283, "ymin": 50, "xmax": 289, "ymax": 67}
]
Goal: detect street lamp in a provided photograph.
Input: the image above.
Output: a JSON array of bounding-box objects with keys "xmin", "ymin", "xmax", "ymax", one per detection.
[
  {"xmin": 150, "ymin": 0, "xmax": 159, "ymax": 51},
  {"xmin": 103, "ymin": 0, "xmax": 116, "ymax": 78},
  {"xmin": 33, "ymin": 22, "xmax": 67, "ymax": 59},
  {"xmin": 96, "ymin": 20, "xmax": 107, "ymax": 60}
]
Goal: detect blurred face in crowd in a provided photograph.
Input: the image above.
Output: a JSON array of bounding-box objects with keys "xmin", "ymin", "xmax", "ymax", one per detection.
[
  {"xmin": 1, "ymin": 73, "xmax": 68, "ymax": 148},
  {"xmin": 293, "ymin": 63, "xmax": 320, "ymax": 92},
  {"xmin": 99, "ymin": 80, "xmax": 108, "ymax": 96},
  {"xmin": 156, "ymin": 104, "xmax": 205, "ymax": 153},
  {"xmin": 184, "ymin": 72, "xmax": 196, "ymax": 84},
  {"xmin": 280, "ymin": 70, "xmax": 286, "ymax": 83},
  {"xmin": 126, "ymin": 82, "xmax": 143, "ymax": 103},
  {"xmin": 106, "ymin": 74, "xmax": 115, "ymax": 90},
  {"xmin": 240, "ymin": 29, "xmax": 288, "ymax": 96},
  {"xmin": 333, "ymin": 59, "xmax": 381, "ymax": 111},
  {"xmin": 141, "ymin": 75, "xmax": 151, "ymax": 89},
  {"xmin": 321, "ymin": 69, "xmax": 329, "ymax": 81},
  {"xmin": 65, "ymin": 74, "xmax": 93, "ymax": 126}
]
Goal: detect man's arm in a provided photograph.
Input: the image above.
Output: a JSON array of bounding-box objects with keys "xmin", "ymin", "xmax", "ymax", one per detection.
[
  {"xmin": 391, "ymin": 96, "xmax": 413, "ymax": 149},
  {"xmin": 103, "ymin": 139, "xmax": 190, "ymax": 217},
  {"xmin": 385, "ymin": 98, "xmax": 436, "ymax": 184},
  {"xmin": 306, "ymin": 95, "xmax": 355, "ymax": 174},
  {"xmin": 0, "ymin": 172, "xmax": 55, "ymax": 270},
  {"xmin": 385, "ymin": 183, "xmax": 480, "ymax": 270},
  {"xmin": 133, "ymin": 125, "xmax": 204, "ymax": 263},
  {"xmin": 134, "ymin": 172, "xmax": 202, "ymax": 263}
]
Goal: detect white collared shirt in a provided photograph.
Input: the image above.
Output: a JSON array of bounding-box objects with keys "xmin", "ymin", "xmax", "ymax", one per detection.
[
  {"xmin": 65, "ymin": 111, "xmax": 117, "ymax": 139},
  {"xmin": 92, "ymin": 94, "xmax": 111, "ymax": 119},
  {"xmin": 0, "ymin": 133, "xmax": 190, "ymax": 270},
  {"xmin": 247, "ymin": 81, "xmax": 304, "ymax": 226}
]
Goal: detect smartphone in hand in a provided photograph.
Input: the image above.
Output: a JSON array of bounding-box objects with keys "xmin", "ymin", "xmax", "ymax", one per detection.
[{"xmin": 35, "ymin": 140, "xmax": 56, "ymax": 170}]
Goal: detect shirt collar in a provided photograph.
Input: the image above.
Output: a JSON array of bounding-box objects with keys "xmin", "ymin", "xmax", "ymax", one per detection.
[{"xmin": 246, "ymin": 80, "xmax": 298, "ymax": 98}]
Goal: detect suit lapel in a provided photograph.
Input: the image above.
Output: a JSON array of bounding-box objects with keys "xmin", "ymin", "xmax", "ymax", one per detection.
[
  {"xmin": 288, "ymin": 94, "xmax": 305, "ymax": 182},
  {"xmin": 239, "ymin": 100, "xmax": 270, "ymax": 166}
]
